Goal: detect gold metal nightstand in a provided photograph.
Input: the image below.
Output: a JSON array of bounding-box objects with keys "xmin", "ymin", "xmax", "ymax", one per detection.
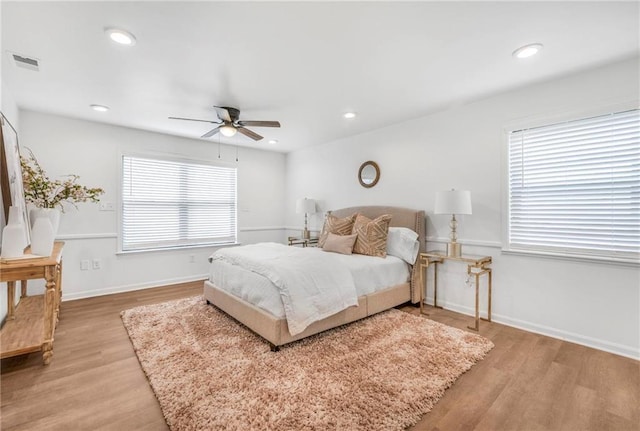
[
  {"xmin": 287, "ymin": 236, "xmax": 319, "ymax": 247},
  {"xmin": 418, "ymin": 251, "xmax": 492, "ymax": 331}
]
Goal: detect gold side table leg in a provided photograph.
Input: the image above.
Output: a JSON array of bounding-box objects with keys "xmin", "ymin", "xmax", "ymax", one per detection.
[
  {"xmin": 419, "ymin": 261, "xmax": 424, "ymax": 314},
  {"xmin": 433, "ymin": 262, "xmax": 438, "ymax": 308},
  {"xmin": 480, "ymin": 269, "xmax": 492, "ymax": 323},
  {"xmin": 421, "ymin": 260, "xmax": 442, "ymax": 314},
  {"xmin": 433, "ymin": 262, "xmax": 442, "ymax": 309},
  {"xmin": 487, "ymin": 269, "xmax": 492, "ymax": 322},
  {"xmin": 419, "ymin": 260, "xmax": 429, "ymax": 315},
  {"xmin": 467, "ymin": 270, "xmax": 480, "ymax": 331}
]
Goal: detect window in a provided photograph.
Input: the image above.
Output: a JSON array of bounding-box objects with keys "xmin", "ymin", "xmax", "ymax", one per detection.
[
  {"xmin": 121, "ymin": 155, "xmax": 237, "ymax": 252},
  {"xmin": 507, "ymin": 108, "xmax": 639, "ymax": 262}
]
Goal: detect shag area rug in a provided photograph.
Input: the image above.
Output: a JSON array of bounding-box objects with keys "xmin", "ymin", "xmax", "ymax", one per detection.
[{"xmin": 121, "ymin": 296, "xmax": 493, "ymax": 431}]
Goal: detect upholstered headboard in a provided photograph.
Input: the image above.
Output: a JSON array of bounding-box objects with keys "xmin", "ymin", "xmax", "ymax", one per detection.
[{"xmin": 329, "ymin": 206, "xmax": 426, "ymax": 304}]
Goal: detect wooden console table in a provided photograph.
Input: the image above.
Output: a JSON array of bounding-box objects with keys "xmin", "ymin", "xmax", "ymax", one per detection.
[
  {"xmin": 418, "ymin": 251, "xmax": 492, "ymax": 331},
  {"xmin": 1, "ymin": 241, "xmax": 64, "ymax": 364}
]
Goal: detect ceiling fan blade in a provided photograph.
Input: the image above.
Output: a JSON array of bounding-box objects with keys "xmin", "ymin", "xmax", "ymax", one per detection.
[
  {"xmin": 237, "ymin": 120, "xmax": 281, "ymax": 128},
  {"xmin": 237, "ymin": 127, "xmax": 263, "ymax": 141},
  {"xmin": 169, "ymin": 116, "xmax": 220, "ymax": 124},
  {"xmin": 214, "ymin": 106, "xmax": 232, "ymax": 122},
  {"xmin": 201, "ymin": 126, "xmax": 222, "ymax": 138}
]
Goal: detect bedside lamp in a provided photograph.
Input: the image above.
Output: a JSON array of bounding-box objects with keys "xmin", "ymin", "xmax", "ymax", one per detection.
[
  {"xmin": 434, "ymin": 189, "xmax": 472, "ymax": 258},
  {"xmin": 296, "ymin": 198, "xmax": 316, "ymax": 239}
]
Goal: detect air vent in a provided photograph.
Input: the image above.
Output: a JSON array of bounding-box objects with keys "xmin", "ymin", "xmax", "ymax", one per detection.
[{"xmin": 12, "ymin": 53, "xmax": 39, "ymax": 71}]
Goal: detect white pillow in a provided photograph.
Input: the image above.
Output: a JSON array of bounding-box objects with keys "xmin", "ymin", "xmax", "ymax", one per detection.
[{"xmin": 386, "ymin": 227, "xmax": 419, "ymax": 264}]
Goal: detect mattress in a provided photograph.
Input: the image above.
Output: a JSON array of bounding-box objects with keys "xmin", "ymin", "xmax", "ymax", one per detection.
[{"xmin": 208, "ymin": 247, "xmax": 410, "ymax": 319}]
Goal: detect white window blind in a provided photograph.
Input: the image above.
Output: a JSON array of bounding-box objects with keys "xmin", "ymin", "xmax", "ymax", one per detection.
[
  {"xmin": 508, "ymin": 108, "xmax": 640, "ymax": 261},
  {"xmin": 121, "ymin": 155, "xmax": 237, "ymax": 251}
]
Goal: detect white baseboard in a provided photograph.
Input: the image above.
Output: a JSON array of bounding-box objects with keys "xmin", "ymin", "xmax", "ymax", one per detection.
[
  {"xmin": 425, "ymin": 297, "xmax": 640, "ymax": 361},
  {"xmin": 62, "ymin": 274, "xmax": 208, "ymax": 302}
]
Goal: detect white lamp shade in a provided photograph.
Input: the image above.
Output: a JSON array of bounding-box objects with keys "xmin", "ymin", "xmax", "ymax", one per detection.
[
  {"xmin": 434, "ymin": 190, "xmax": 472, "ymax": 215},
  {"xmin": 296, "ymin": 198, "xmax": 316, "ymax": 214}
]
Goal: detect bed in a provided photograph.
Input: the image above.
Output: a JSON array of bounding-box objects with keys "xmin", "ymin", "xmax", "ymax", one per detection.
[{"xmin": 204, "ymin": 206, "xmax": 426, "ymax": 350}]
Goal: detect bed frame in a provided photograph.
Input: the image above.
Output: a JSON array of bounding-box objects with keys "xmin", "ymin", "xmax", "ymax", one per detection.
[{"xmin": 204, "ymin": 206, "xmax": 426, "ymax": 351}]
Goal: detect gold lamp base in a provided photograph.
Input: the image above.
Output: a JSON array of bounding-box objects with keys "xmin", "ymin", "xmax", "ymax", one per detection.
[
  {"xmin": 446, "ymin": 242, "xmax": 462, "ymax": 258},
  {"xmin": 303, "ymin": 228, "xmax": 310, "ymax": 239}
]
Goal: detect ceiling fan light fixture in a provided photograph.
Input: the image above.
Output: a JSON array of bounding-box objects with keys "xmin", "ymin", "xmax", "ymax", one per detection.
[
  {"xmin": 220, "ymin": 124, "xmax": 237, "ymax": 137},
  {"xmin": 105, "ymin": 27, "xmax": 137, "ymax": 46},
  {"xmin": 512, "ymin": 43, "xmax": 543, "ymax": 59},
  {"xmin": 268, "ymin": 140, "xmax": 278, "ymax": 144},
  {"xmin": 343, "ymin": 112, "xmax": 357, "ymax": 119},
  {"xmin": 170, "ymin": 106, "xmax": 279, "ymax": 142}
]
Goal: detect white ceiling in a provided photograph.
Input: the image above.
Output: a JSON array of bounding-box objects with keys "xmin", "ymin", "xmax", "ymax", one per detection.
[{"xmin": 2, "ymin": 1, "xmax": 638, "ymax": 153}]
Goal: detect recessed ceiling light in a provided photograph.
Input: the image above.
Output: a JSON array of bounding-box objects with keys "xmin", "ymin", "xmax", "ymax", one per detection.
[
  {"xmin": 268, "ymin": 139, "xmax": 278, "ymax": 144},
  {"xmin": 105, "ymin": 27, "xmax": 137, "ymax": 46},
  {"xmin": 90, "ymin": 104, "xmax": 109, "ymax": 112},
  {"xmin": 344, "ymin": 112, "xmax": 356, "ymax": 119},
  {"xmin": 512, "ymin": 43, "xmax": 543, "ymax": 59}
]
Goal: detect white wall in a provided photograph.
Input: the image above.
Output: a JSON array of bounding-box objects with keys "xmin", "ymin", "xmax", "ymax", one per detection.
[
  {"xmin": 18, "ymin": 111, "xmax": 286, "ymax": 300},
  {"xmin": 285, "ymin": 57, "xmax": 640, "ymax": 359}
]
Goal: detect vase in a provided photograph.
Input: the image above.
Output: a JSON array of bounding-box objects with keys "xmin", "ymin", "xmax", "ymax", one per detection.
[
  {"xmin": 30, "ymin": 208, "xmax": 61, "ymax": 235},
  {"xmin": 1, "ymin": 206, "xmax": 28, "ymax": 258},
  {"xmin": 30, "ymin": 217, "xmax": 55, "ymax": 257}
]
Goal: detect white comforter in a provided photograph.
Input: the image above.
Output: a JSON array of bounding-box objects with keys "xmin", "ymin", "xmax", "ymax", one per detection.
[{"xmin": 210, "ymin": 243, "xmax": 359, "ymax": 335}]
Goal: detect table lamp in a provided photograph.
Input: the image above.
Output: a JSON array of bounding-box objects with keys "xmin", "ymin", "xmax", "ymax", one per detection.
[
  {"xmin": 296, "ymin": 198, "xmax": 316, "ymax": 239},
  {"xmin": 434, "ymin": 189, "xmax": 472, "ymax": 257}
]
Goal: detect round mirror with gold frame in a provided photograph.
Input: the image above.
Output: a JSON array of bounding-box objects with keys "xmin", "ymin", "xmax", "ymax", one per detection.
[{"xmin": 358, "ymin": 161, "xmax": 380, "ymax": 188}]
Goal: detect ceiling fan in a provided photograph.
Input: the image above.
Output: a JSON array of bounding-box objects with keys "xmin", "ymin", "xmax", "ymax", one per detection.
[{"xmin": 169, "ymin": 106, "xmax": 280, "ymax": 141}]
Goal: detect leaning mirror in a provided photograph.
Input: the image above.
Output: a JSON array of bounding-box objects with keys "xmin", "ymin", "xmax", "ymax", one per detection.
[
  {"xmin": 358, "ymin": 161, "xmax": 380, "ymax": 188},
  {"xmin": 1, "ymin": 112, "xmax": 30, "ymax": 246}
]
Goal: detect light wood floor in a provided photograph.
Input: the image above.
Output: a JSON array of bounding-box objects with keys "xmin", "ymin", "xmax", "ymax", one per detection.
[{"xmin": 1, "ymin": 281, "xmax": 638, "ymax": 430}]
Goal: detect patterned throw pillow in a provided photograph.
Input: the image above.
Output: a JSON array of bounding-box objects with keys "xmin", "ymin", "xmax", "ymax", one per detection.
[
  {"xmin": 352, "ymin": 214, "xmax": 392, "ymax": 257},
  {"xmin": 318, "ymin": 213, "xmax": 358, "ymax": 247}
]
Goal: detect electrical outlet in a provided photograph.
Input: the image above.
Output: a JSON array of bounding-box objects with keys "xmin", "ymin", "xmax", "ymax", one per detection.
[
  {"xmin": 92, "ymin": 258, "xmax": 101, "ymax": 270},
  {"xmin": 189, "ymin": 254, "xmax": 195, "ymax": 263},
  {"xmin": 99, "ymin": 202, "xmax": 115, "ymax": 211},
  {"xmin": 80, "ymin": 259, "xmax": 90, "ymax": 271}
]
